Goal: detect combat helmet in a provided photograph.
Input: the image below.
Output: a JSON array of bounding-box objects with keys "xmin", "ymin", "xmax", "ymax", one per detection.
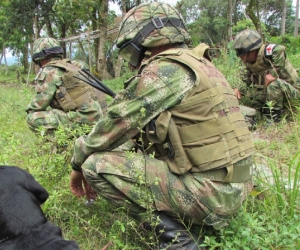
[
  {"xmin": 116, "ymin": 2, "xmax": 191, "ymax": 67},
  {"xmin": 32, "ymin": 37, "xmax": 64, "ymax": 63},
  {"xmin": 233, "ymin": 29, "xmax": 262, "ymax": 57}
]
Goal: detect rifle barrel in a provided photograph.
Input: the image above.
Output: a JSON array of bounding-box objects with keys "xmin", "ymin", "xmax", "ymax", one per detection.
[
  {"xmin": 81, "ymin": 69, "xmax": 116, "ymax": 97},
  {"xmin": 74, "ymin": 76, "xmax": 114, "ymax": 97}
]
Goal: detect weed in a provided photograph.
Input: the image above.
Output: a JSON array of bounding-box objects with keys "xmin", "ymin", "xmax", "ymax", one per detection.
[{"xmin": 1, "ymin": 48, "xmax": 300, "ymax": 249}]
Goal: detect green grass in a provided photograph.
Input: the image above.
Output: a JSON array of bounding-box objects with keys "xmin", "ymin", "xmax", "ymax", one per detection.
[
  {"xmin": 0, "ymin": 83, "xmax": 151, "ymax": 249},
  {"xmin": 1, "ymin": 47, "xmax": 300, "ymax": 249}
]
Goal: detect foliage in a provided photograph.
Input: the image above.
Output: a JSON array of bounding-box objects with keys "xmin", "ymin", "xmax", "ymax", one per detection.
[
  {"xmin": 232, "ymin": 19, "xmax": 268, "ymax": 35},
  {"xmin": 181, "ymin": 0, "xmax": 229, "ymax": 45},
  {"xmin": 0, "ymin": 83, "xmax": 148, "ymax": 249},
  {"xmin": 179, "ymin": 0, "xmax": 297, "ymax": 47},
  {"xmin": 1, "ymin": 0, "xmax": 298, "ymax": 80},
  {"xmin": 268, "ymin": 35, "xmax": 300, "ymax": 55},
  {"xmin": 1, "ymin": 45, "xmax": 300, "ymax": 249}
]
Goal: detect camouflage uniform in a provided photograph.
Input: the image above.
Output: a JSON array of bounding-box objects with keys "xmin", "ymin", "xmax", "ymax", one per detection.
[
  {"xmin": 71, "ymin": 3, "xmax": 254, "ymax": 232},
  {"xmin": 26, "ymin": 58, "xmax": 102, "ymax": 133},
  {"xmin": 234, "ymin": 29, "xmax": 300, "ymax": 113}
]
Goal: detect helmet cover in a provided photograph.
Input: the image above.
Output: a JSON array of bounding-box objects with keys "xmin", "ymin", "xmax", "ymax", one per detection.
[
  {"xmin": 233, "ymin": 29, "xmax": 262, "ymax": 57},
  {"xmin": 116, "ymin": 2, "xmax": 191, "ymax": 66},
  {"xmin": 32, "ymin": 37, "xmax": 63, "ymax": 62}
]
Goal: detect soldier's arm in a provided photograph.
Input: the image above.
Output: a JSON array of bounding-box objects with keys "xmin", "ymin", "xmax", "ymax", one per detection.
[
  {"xmin": 270, "ymin": 45, "xmax": 286, "ymax": 69},
  {"xmin": 71, "ymin": 59, "xmax": 196, "ymax": 171},
  {"xmin": 26, "ymin": 68, "xmax": 62, "ymax": 112},
  {"xmin": 240, "ymin": 66, "xmax": 253, "ymax": 86}
]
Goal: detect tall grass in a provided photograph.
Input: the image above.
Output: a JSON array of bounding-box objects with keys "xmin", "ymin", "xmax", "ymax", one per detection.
[
  {"xmin": 0, "ymin": 84, "xmax": 148, "ymax": 249},
  {"xmin": 1, "ymin": 44, "xmax": 300, "ymax": 249}
]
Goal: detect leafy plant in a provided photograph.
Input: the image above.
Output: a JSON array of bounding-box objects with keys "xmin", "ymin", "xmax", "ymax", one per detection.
[{"xmin": 1, "ymin": 46, "xmax": 300, "ymax": 249}]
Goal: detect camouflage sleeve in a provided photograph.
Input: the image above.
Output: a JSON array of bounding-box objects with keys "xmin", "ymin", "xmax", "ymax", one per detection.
[
  {"xmin": 71, "ymin": 58, "xmax": 196, "ymax": 170},
  {"xmin": 26, "ymin": 67, "xmax": 64, "ymax": 112},
  {"xmin": 240, "ymin": 64, "xmax": 252, "ymax": 86},
  {"xmin": 270, "ymin": 45, "xmax": 286, "ymax": 69}
]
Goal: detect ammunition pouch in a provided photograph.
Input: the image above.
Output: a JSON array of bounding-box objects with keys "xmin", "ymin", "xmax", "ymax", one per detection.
[
  {"xmin": 54, "ymin": 86, "xmax": 78, "ymax": 111},
  {"xmin": 146, "ymin": 111, "xmax": 192, "ymax": 175}
]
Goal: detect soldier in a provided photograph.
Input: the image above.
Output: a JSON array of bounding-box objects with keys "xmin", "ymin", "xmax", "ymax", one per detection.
[
  {"xmin": 26, "ymin": 37, "xmax": 104, "ymax": 134},
  {"xmin": 69, "ymin": 3, "xmax": 255, "ymax": 249},
  {"xmin": 233, "ymin": 29, "xmax": 300, "ymax": 123}
]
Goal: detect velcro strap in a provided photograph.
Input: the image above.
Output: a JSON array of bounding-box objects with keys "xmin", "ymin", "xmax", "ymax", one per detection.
[
  {"xmin": 173, "ymin": 86, "xmax": 237, "ymax": 111},
  {"xmin": 193, "ymin": 160, "xmax": 253, "ymax": 183},
  {"xmin": 178, "ymin": 113, "xmax": 246, "ymax": 144},
  {"xmin": 186, "ymin": 139, "xmax": 254, "ymax": 169}
]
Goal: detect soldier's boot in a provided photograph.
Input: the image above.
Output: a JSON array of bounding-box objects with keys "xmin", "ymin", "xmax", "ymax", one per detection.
[
  {"xmin": 262, "ymin": 107, "xmax": 282, "ymax": 124},
  {"xmin": 154, "ymin": 212, "xmax": 206, "ymax": 250}
]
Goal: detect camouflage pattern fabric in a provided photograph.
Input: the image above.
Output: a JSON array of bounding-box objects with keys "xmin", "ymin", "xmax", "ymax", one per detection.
[
  {"xmin": 240, "ymin": 44, "xmax": 300, "ymax": 111},
  {"xmin": 26, "ymin": 58, "xmax": 102, "ymax": 132},
  {"xmin": 82, "ymin": 151, "xmax": 253, "ymax": 229},
  {"xmin": 239, "ymin": 78, "xmax": 300, "ymax": 111},
  {"xmin": 267, "ymin": 78, "xmax": 300, "ymax": 110},
  {"xmin": 70, "ymin": 60, "xmax": 89, "ymax": 70},
  {"xmin": 71, "ymin": 44, "xmax": 253, "ymax": 229},
  {"xmin": 116, "ymin": 2, "xmax": 191, "ymax": 49},
  {"xmin": 243, "ymin": 44, "xmax": 300, "ymax": 85},
  {"xmin": 33, "ymin": 38, "xmax": 62, "ymax": 62},
  {"xmin": 233, "ymin": 29, "xmax": 262, "ymax": 56}
]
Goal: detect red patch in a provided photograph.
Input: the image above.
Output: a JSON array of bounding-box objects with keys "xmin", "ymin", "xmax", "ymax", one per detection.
[{"xmin": 265, "ymin": 44, "xmax": 276, "ymax": 56}]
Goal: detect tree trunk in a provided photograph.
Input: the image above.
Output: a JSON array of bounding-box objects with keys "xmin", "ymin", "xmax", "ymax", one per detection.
[
  {"xmin": 115, "ymin": 0, "xmax": 128, "ymax": 78},
  {"xmin": 59, "ymin": 23, "xmax": 67, "ymax": 58},
  {"xmin": 246, "ymin": 0, "xmax": 264, "ymax": 41},
  {"xmin": 44, "ymin": 17, "xmax": 54, "ymax": 38},
  {"xmin": 22, "ymin": 46, "xmax": 29, "ymax": 73},
  {"xmin": 227, "ymin": 0, "xmax": 237, "ymax": 42},
  {"xmin": 97, "ymin": 0, "xmax": 110, "ymax": 80},
  {"xmin": 295, "ymin": 0, "xmax": 299, "ymax": 37},
  {"xmin": 281, "ymin": 0, "xmax": 287, "ymax": 36},
  {"xmin": 3, "ymin": 46, "xmax": 8, "ymax": 75}
]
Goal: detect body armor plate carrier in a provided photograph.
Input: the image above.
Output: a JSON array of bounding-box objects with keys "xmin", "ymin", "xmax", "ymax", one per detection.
[
  {"xmin": 45, "ymin": 59, "xmax": 98, "ymax": 112},
  {"xmin": 141, "ymin": 44, "xmax": 255, "ymax": 183}
]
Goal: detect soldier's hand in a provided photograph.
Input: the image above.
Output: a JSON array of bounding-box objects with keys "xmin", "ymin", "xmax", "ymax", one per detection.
[
  {"xmin": 234, "ymin": 88, "xmax": 241, "ymax": 99},
  {"xmin": 70, "ymin": 170, "xmax": 97, "ymax": 202},
  {"xmin": 265, "ymin": 74, "xmax": 276, "ymax": 86}
]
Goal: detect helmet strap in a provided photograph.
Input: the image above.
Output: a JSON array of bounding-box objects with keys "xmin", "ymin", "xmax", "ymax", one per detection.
[
  {"xmin": 245, "ymin": 37, "xmax": 262, "ymax": 52},
  {"xmin": 119, "ymin": 17, "xmax": 186, "ymax": 67},
  {"xmin": 132, "ymin": 17, "xmax": 187, "ymax": 49}
]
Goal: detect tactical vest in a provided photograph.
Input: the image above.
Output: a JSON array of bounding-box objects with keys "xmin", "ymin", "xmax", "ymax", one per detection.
[
  {"xmin": 245, "ymin": 44, "xmax": 299, "ymax": 86},
  {"xmin": 70, "ymin": 60, "xmax": 108, "ymax": 115},
  {"xmin": 44, "ymin": 59, "xmax": 97, "ymax": 112},
  {"xmin": 141, "ymin": 44, "xmax": 255, "ymax": 183}
]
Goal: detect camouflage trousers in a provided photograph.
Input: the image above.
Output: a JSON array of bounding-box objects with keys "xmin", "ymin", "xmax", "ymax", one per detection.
[
  {"xmin": 241, "ymin": 78, "xmax": 300, "ymax": 111},
  {"xmin": 26, "ymin": 101, "xmax": 101, "ymax": 133},
  {"xmin": 82, "ymin": 150, "xmax": 253, "ymax": 229}
]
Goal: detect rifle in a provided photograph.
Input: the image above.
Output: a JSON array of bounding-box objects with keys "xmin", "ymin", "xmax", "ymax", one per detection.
[{"xmin": 74, "ymin": 68, "xmax": 116, "ymax": 98}]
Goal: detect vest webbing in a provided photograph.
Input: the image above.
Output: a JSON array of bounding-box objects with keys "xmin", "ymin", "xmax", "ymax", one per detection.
[
  {"xmin": 144, "ymin": 44, "xmax": 255, "ymax": 182},
  {"xmin": 45, "ymin": 59, "xmax": 96, "ymax": 111},
  {"xmin": 246, "ymin": 45, "xmax": 298, "ymax": 86}
]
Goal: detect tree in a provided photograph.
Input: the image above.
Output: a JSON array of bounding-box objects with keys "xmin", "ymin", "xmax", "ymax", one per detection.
[
  {"xmin": 54, "ymin": 0, "xmax": 117, "ymax": 79},
  {"xmin": 0, "ymin": 0, "xmax": 40, "ymax": 72},
  {"xmin": 281, "ymin": 0, "xmax": 287, "ymax": 35},
  {"xmin": 295, "ymin": 0, "xmax": 299, "ymax": 37},
  {"xmin": 245, "ymin": 0, "xmax": 263, "ymax": 38},
  {"xmin": 227, "ymin": 0, "xmax": 238, "ymax": 42},
  {"xmin": 178, "ymin": 0, "xmax": 229, "ymax": 46}
]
